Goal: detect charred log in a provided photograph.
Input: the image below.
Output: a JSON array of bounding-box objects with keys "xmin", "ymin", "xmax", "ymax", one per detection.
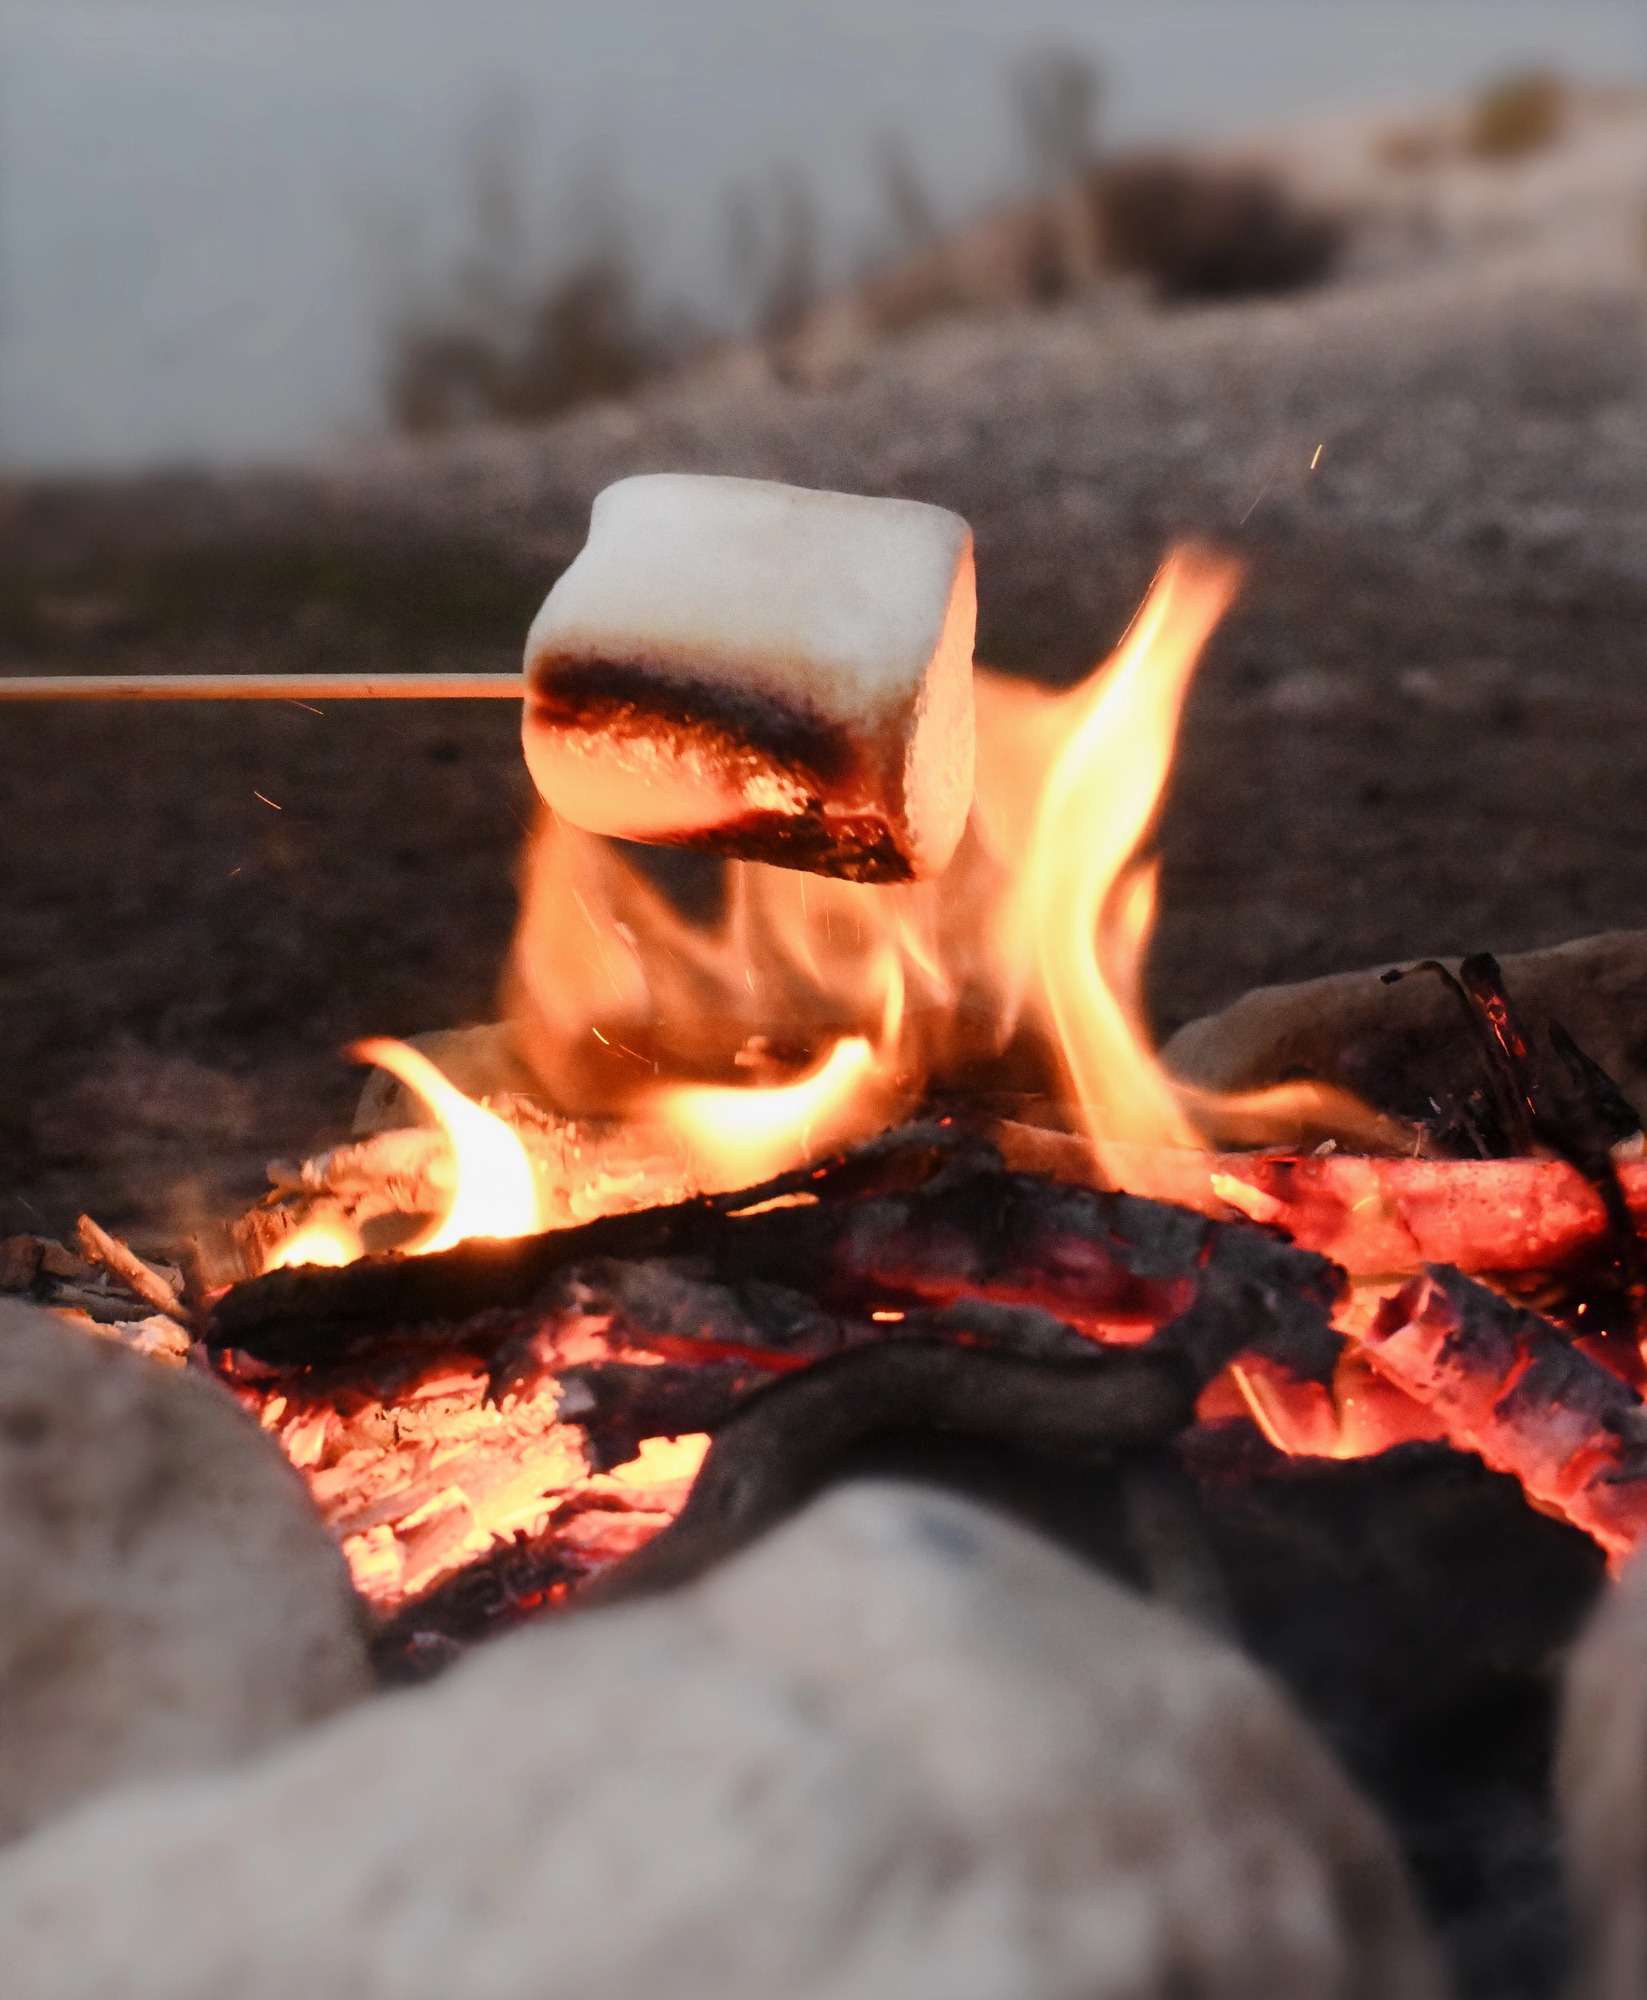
[
  {"xmin": 208, "ymin": 1121, "xmax": 977, "ymax": 1359},
  {"xmin": 557, "ymin": 1360, "xmax": 781, "ymax": 1474},
  {"xmin": 210, "ymin": 1158, "xmax": 1345, "ymax": 1395},
  {"xmin": 577, "ymin": 1341, "xmax": 1198, "ymax": 1604},
  {"xmin": 995, "ymin": 1123, "xmax": 1647, "ymax": 1283},
  {"xmin": 1383, "ymin": 954, "xmax": 1646, "ymax": 1323}
]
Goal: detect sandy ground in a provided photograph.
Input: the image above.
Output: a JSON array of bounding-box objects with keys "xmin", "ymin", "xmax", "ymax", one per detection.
[{"xmin": 2, "ymin": 93, "xmax": 1644, "ymax": 1245}]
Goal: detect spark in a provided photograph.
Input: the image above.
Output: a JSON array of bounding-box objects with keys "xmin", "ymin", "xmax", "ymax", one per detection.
[
  {"xmin": 1239, "ymin": 469, "xmax": 1278, "ymax": 525},
  {"xmin": 228, "ymin": 866, "xmax": 242, "ymax": 878},
  {"xmin": 253, "ymin": 791, "xmax": 283, "ymax": 811},
  {"xmin": 1310, "ymin": 443, "xmax": 1324, "ymax": 470},
  {"xmin": 289, "ymin": 701, "xmax": 325, "ymax": 715}
]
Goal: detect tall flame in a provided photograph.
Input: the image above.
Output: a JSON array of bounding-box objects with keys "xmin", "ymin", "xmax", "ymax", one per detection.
[
  {"xmin": 971, "ymin": 547, "xmax": 1406, "ymax": 1177},
  {"xmin": 349, "ymin": 1037, "xmax": 542, "ymax": 1252},
  {"xmin": 981, "ymin": 549, "xmax": 1237, "ymax": 1171}
]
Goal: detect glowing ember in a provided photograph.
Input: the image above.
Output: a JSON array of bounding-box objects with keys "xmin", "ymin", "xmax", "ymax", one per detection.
[{"xmin": 248, "ymin": 1331, "xmax": 711, "ymax": 1612}]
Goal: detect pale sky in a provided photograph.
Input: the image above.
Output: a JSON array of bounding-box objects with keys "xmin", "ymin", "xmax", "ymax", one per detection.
[{"xmin": 0, "ymin": 0, "xmax": 1639, "ymax": 469}]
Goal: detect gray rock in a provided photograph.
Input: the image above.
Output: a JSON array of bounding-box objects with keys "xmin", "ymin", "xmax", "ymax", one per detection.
[
  {"xmin": 1560, "ymin": 1552, "xmax": 1647, "ymax": 2000},
  {"xmin": 0, "ymin": 1481, "xmax": 1444, "ymax": 2000},
  {"xmin": 0, "ymin": 1299, "xmax": 370, "ymax": 1842}
]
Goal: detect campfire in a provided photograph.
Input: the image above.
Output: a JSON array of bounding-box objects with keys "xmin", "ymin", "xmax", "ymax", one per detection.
[{"xmin": 15, "ymin": 478, "xmax": 1647, "ymax": 1676}]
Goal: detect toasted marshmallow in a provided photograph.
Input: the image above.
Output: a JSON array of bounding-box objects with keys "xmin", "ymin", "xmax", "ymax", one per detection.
[{"xmin": 522, "ymin": 474, "xmax": 976, "ymax": 882}]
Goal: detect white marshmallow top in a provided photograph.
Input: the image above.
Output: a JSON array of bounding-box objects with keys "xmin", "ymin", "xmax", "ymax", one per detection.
[{"xmin": 529, "ymin": 475, "xmax": 968, "ymax": 719}]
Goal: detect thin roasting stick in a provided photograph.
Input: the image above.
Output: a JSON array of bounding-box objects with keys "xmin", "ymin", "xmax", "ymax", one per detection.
[{"xmin": 0, "ymin": 673, "xmax": 525, "ymax": 702}]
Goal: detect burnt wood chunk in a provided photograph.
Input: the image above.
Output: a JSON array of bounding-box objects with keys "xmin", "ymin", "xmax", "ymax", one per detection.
[
  {"xmin": 578, "ymin": 1341, "xmax": 1199, "ymax": 1603},
  {"xmin": 995, "ymin": 1121, "xmax": 1647, "ymax": 1283},
  {"xmin": 556, "ymin": 1360, "xmax": 780, "ymax": 1474},
  {"xmin": 1351, "ymin": 1265, "xmax": 1647, "ymax": 1565}
]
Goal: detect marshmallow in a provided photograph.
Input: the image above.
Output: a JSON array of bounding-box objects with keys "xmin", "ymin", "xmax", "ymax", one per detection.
[{"xmin": 522, "ymin": 474, "xmax": 976, "ymax": 882}]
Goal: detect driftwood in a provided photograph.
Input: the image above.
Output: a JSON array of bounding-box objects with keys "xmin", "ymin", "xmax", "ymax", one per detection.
[
  {"xmin": 576, "ymin": 1341, "xmax": 1197, "ymax": 1605},
  {"xmin": 1162, "ymin": 930, "xmax": 1647, "ymax": 1133}
]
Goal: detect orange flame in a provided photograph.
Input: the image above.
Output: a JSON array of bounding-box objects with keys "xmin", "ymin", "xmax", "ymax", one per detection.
[
  {"xmin": 653, "ymin": 951, "xmax": 908, "ymax": 1190},
  {"xmin": 349, "ymin": 1038, "xmax": 543, "ymax": 1253},
  {"xmin": 265, "ymin": 1214, "xmax": 365, "ymax": 1271},
  {"xmin": 970, "ymin": 548, "xmax": 1405, "ymax": 1175},
  {"xmin": 500, "ymin": 543, "xmax": 1385, "ymax": 1196},
  {"xmin": 285, "ymin": 542, "xmax": 1393, "ymax": 1278},
  {"xmin": 974, "ymin": 550, "xmax": 1236, "ymax": 1174}
]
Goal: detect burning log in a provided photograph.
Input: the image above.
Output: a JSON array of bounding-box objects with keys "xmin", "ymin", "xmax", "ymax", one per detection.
[
  {"xmin": 522, "ymin": 475, "xmax": 977, "ymax": 882},
  {"xmin": 209, "ymin": 1137, "xmax": 1346, "ymax": 1393},
  {"xmin": 994, "ymin": 1121, "xmax": 1647, "ymax": 1280},
  {"xmin": 278, "ymin": 1099, "xmax": 700, "ymax": 1233},
  {"xmin": 1341, "ymin": 1265, "xmax": 1647, "ymax": 1566},
  {"xmin": 195, "ymin": 1091, "xmax": 704, "ymax": 1289},
  {"xmin": 202, "ymin": 1123, "xmax": 1356, "ymax": 1623},
  {"xmin": 579, "ymin": 1340, "xmax": 1196, "ymax": 1604}
]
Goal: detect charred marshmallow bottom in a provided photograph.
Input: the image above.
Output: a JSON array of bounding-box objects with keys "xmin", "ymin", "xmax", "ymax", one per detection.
[{"xmin": 522, "ymin": 473, "xmax": 977, "ymax": 883}]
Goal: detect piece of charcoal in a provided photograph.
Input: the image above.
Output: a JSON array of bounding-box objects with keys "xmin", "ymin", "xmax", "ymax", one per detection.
[
  {"xmin": 557, "ymin": 1360, "xmax": 780, "ymax": 1474},
  {"xmin": 579, "ymin": 1340, "xmax": 1198, "ymax": 1605}
]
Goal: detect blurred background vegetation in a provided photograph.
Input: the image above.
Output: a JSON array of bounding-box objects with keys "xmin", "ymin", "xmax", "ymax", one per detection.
[
  {"xmin": 387, "ymin": 50, "xmax": 1588, "ymax": 431},
  {"xmin": 0, "ymin": 1, "xmax": 1636, "ymax": 468}
]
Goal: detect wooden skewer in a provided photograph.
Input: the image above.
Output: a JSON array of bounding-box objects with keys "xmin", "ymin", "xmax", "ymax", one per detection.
[{"xmin": 0, "ymin": 672, "xmax": 525, "ymax": 702}]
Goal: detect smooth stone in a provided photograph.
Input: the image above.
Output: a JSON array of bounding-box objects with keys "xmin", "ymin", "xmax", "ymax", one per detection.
[
  {"xmin": 1561, "ymin": 1547, "xmax": 1647, "ymax": 2000},
  {"xmin": 0, "ymin": 1299, "xmax": 370, "ymax": 1843},
  {"xmin": 0, "ymin": 1480, "xmax": 1444, "ymax": 2000}
]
